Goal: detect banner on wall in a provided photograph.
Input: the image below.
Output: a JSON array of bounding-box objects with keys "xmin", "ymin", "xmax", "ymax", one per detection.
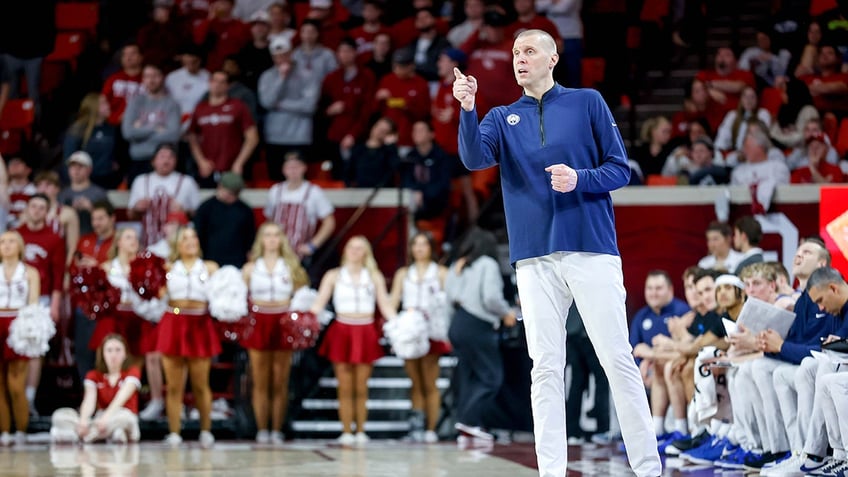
[{"xmin": 820, "ymin": 186, "xmax": 848, "ymax": 277}]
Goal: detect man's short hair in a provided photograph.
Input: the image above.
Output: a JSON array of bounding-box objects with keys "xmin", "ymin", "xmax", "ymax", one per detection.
[
  {"xmin": 802, "ymin": 236, "xmax": 832, "ymax": 267},
  {"xmin": 646, "ymin": 269, "xmax": 673, "ymax": 287},
  {"xmin": 92, "ymin": 200, "xmax": 115, "ymax": 217},
  {"xmin": 764, "ymin": 261, "xmax": 789, "ymax": 283},
  {"xmin": 33, "ymin": 170, "xmax": 60, "ymax": 187},
  {"xmin": 515, "ymin": 28, "xmax": 557, "ymax": 55},
  {"xmin": 734, "ymin": 215, "xmax": 762, "ymax": 246},
  {"xmin": 28, "ymin": 193, "xmax": 50, "ymax": 205},
  {"xmin": 806, "ymin": 267, "xmax": 847, "ymax": 291},
  {"xmin": 694, "ymin": 268, "xmax": 721, "ymax": 284},
  {"xmin": 682, "ymin": 266, "xmax": 703, "ymax": 282},
  {"xmin": 738, "ymin": 262, "xmax": 776, "ymax": 282},
  {"xmin": 706, "ymin": 220, "xmax": 732, "ymax": 237}
]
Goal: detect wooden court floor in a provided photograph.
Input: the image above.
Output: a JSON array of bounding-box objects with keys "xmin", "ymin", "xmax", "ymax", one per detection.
[{"xmin": 0, "ymin": 439, "xmax": 749, "ymax": 476}]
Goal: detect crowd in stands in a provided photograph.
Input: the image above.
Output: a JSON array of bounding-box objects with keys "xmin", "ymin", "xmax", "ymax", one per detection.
[{"xmin": 628, "ymin": 214, "xmax": 848, "ymax": 476}]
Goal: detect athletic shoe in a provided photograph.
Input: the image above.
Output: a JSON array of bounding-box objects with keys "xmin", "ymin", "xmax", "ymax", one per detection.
[
  {"xmin": 255, "ymin": 430, "xmax": 270, "ymax": 444},
  {"xmin": 164, "ymin": 433, "xmax": 183, "ymax": 446},
  {"xmin": 665, "ymin": 429, "xmax": 710, "ymax": 456},
  {"xmin": 110, "ymin": 428, "xmax": 128, "ymax": 444},
  {"xmin": 139, "ymin": 399, "xmax": 164, "ymax": 420},
  {"xmin": 199, "ymin": 430, "xmax": 215, "ymax": 448},
  {"xmin": 424, "ymin": 431, "xmax": 439, "ymax": 443},
  {"xmin": 1, "ymin": 432, "xmax": 14, "ymax": 447},
  {"xmin": 658, "ymin": 431, "xmax": 688, "ymax": 454},
  {"xmin": 336, "ymin": 432, "xmax": 355, "ymax": 446},
  {"xmin": 745, "ymin": 451, "xmax": 790, "ymax": 471},
  {"xmin": 826, "ymin": 462, "xmax": 848, "ymax": 477},
  {"xmin": 270, "ymin": 431, "xmax": 284, "ymax": 445},
  {"xmin": 683, "ymin": 437, "xmax": 733, "ymax": 465},
  {"xmin": 590, "ymin": 431, "xmax": 621, "ymax": 445},
  {"xmin": 48, "ymin": 429, "xmax": 77, "ymax": 444},
  {"xmin": 455, "ymin": 423, "xmax": 493, "ymax": 441},
  {"xmin": 801, "ymin": 457, "xmax": 838, "ymax": 475},
  {"xmin": 14, "ymin": 432, "xmax": 26, "ymax": 446},
  {"xmin": 760, "ymin": 453, "xmax": 804, "ymax": 476},
  {"xmin": 354, "ymin": 432, "xmax": 369, "ymax": 445},
  {"xmin": 567, "ymin": 436, "xmax": 585, "ymax": 446},
  {"xmin": 715, "ymin": 447, "xmax": 754, "ymax": 469}
]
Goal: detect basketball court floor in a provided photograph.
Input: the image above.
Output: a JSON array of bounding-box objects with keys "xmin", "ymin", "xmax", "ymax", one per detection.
[{"xmin": 0, "ymin": 439, "xmax": 747, "ymax": 476}]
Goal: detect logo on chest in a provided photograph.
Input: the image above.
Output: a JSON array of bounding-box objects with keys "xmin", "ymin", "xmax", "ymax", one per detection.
[{"xmin": 506, "ymin": 114, "xmax": 520, "ymax": 126}]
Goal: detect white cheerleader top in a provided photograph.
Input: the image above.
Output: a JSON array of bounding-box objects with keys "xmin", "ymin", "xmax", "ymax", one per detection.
[
  {"xmin": 249, "ymin": 258, "xmax": 293, "ymax": 303},
  {"xmin": 0, "ymin": 263, "xmax": 28, "ymax": 309},
  {"xmin": 332, "ymin": 267, "xmax": 376, "ymax": 315},
  {"xmin": 167, "ymin": 260, "xmax": 209, "ymax": 302},
  {"xmin": 402, "ymin": 262, "xmax": 441, "ymax": 310},
  {"xmin": 106, "ymin": 258, "xmax": 134, "ymax": 303}
]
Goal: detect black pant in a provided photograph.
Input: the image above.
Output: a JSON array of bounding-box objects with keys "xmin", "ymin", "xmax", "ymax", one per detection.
[
  {"xmin": 448, "ymin": 307, "xmax": 503, "ymax": 428},
  {"xmin": 565, "ymin": 333, "xmax": 610, "ymax": 438},
  {"xmin": 74, "ymin": 307, "xmax": 97, "ymax": 382}
]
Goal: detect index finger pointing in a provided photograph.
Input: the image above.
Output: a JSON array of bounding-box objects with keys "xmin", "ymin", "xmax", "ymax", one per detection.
[{"xmin": 453, "ymin": 67, "xmax": 466, "ymax": 80}]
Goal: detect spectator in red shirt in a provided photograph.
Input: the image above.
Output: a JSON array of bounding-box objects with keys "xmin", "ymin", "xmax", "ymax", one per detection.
[
  {"xmin": 303, "ymin": 0, "xmax": 347, "ymax": 51},
  {"xmin": 375, "ymin": 48, "xmax": 431, "ymax": 149},
  {"xmin": 798, "ymin": 44, "xmax": 848, "ymax": 116},
  {"xmin": 17, "ymin": 193, "xmax": 66, "ymax": 415},
  {"xmin": 193, "ymin": 0, "xmax": 251, "ymax": 71},
  {"xmin": 389, "ymin": 0, "xmax": 450, "ymax": 50},
  {"xmin": 350, "ymin": 0, "xmax": 392, "ymax": 61},
  {"xmin": 460, "ymin": 8, "xmax": 518, "ymax": 116},
  {"xmin": 50, "ymin": 335, "xmax": 142, "ymax": 444},
  {"xmin": 72, "ymin": 200, "xmax": 116, "ymax": 382},
  {"xmin": 136, "ymin": 0, "xmax": 192, "ymax": 73},
  {"xmin": 505, "ymin": 0, "xmax": 563, "ymax": 50},
  {"xmin": 319, "ymin": 38, "xmax": 377, "ymax": 179},
  {"xmin": 790, "ymin": 131, "xmax": 847, "ymax": 184},
  {"xmin": 695, "ymin": 47, "xmax": 756, "ymax": 118},
  {"xmin": 101, "ymin": 44, "xmax": 144, "ymax": 126},
  {"xmin": 188, "ymin": 70, "xmax": 259, "ymax": 187}
]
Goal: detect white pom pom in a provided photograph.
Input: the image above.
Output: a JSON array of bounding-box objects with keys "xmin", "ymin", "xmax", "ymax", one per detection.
[
  {"xmin": 318, "ymin": 310, "xmax": 334, "ymax": 326},
  {"xmin": 290, "ymin": 287, "xmax": 318, "ymax": 311},
  {"xmin": 7, "ymin": 303, "xmax": 56, "ymax": 358},
  {"xmin": 129, "ymin": 293, "xmax": 167, "ymax": 323},
  {"xmin": 383, "ymin": 310, "xmax": 429, "ymax": 359},
  {"xmin": 207, "ymin": 265, "xmax": 248, "ymax": 322},
  {"xmin": 425, "ymin": 291, "xmax": 451, "ymax": 342}
]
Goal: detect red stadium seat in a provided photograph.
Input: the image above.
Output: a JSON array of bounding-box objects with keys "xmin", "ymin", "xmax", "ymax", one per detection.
[
  {"xmin": 0, "ymin": 99, "xmax": 36, "ymax": 155},
  {"xmin": 55, "ymin": 2, "xmax": 99, "ymax": 38},
  {"xmin": 646, "ymin": 175, "xmax": 678, "ymax": 186},
  {"xmin": 836, "ymin": 118, "xmax": 848, "ymax": 157},
  {"xmin": 46, "ymin": 33, "xmax": 85, "ymax": 70},
  {"xmin": 810, "ymin": 0, "xmax": 838, "ymax": 17},
  {"xmin": 581, "ymin": 57, "xmax": 606, "ymax": 88},
  {"xmin": 759, "ymin": 87, "xmax": 783, "ymax": 118}
]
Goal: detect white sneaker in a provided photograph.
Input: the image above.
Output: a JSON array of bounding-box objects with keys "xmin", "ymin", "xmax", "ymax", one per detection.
[
  {"xmin": 354, "ymin": 432, "xmax": 369, "ymax": 445},
  {"xmin": 761, "ymin": 454, "xmax": 805, "ymax": 476},
  {"xmin": 14, "ymin": 432, "xmax": 26, "ymax": 446},
  {"xmin": 110, "ymin": 428, "xmax": 128, "ymax": 444},
  {"xmin": 423, "ymin": 430, "xmax": 438, "ymax": 443},
  {"xmin": 139, "ymin": 399, "xmax": 164, "ymax": 420},
  {"xmin": 255, "ymin": 430, "xmax": 270, "ymax": 444},
  {"xmin": 270, "ymin": 431, "xmax": 284, "ymax": 445},
  {"xmin": 199, "ymin": 431, "xmax": 215, "ymax": 448},
  {"xmin": 164, "ymin": 433, "xmax": 183, "ymax": 446},
  {"xmin": 0, "ymin": 432, "xmax": 13, "ymax": 447},
  {"xmin": 336, "ymin": 432, "xmax": 355, "ymax": 446},
  {"xmin": 455, "ymin": 423, "xmax": 493, "ymax": 441}
]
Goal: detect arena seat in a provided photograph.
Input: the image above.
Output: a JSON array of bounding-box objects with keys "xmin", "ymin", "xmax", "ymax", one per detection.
[
  {"xmin": 581, "ymin": 57, "xmax": 606, "ymax": 89},
  {"xmin": 55, "ymin": 2, "xmax": 99, "ymax": 40},
  {"xmin": 0, "ymin": 99, "xmax": 36, "ymax": 155},
  {"xmin": 759, "ymin": 87, "xmax": 783, "ymax": 118}
]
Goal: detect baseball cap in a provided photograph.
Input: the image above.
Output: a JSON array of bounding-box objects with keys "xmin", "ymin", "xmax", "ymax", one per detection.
[
  {"xmin": 392, "ymin": 47, "xmax": 415, "ymax": 65},
  {"xmin": 67, "ymin": 151, "xmax": 93, "ymax": 167},
  {"xmin": 269, "ymin": 36, "xmax": 292, "ymax": 55},
  {"xmin": 806, "ymin": 131, "xmax": 826, "ymax": 145},
  {"xmin": 249, "ymin": 10, "xmax": 271, "ymax": 24},
  {"xmin": 310, "ymin": 0, "xmax": 332, "ymax": 8},
  {"xmin": 483, "ymin": 10, "xmax": 510, "ymax": 27},
  {"xmin": 219, "ymin": 172, "xmax": 245, "ymax": 193},
  {"xmin": 715, "ymin": 274, "xmax": 745, "ymax": 291},
  {"xmin": 441, "ymin": 47, "xmax": 467, "ymax": 67}
]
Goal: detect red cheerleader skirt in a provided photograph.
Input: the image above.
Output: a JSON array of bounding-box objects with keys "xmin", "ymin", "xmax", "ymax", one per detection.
[
  {"xmin": 89, "ymin": 306, "xmax": 158, "ymax": 355},
  {"xmin": 428, "ymin": 340, "xmax": 452, "ymax": 355},
  {"xmin": 318, "ymin": 317, "xmax": 384, "ymax": 364},
  {"xmin": 0, "ymin": 311, "xmax": 28, "ymax": 361},
  {"xmin": 241, "ymin": 305, "xmax": 320, "ymax": 351},
  {"xmin": 155, "ymin": 308, "xmax": 222, "ymax": 358}
]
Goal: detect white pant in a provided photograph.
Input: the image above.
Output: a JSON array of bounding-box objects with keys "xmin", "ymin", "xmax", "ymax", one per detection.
[
  {"xmin": 803, "ymin": 362, "xmax": 845, "ymax": 457},
  {"xmin": 516, "ymin": 252, "xmax": 661, "ymax": 477},
  {"xmin": 750, "ymin": 358, "xmax": 792, "ymax": 453},
  {"xmin": 51, "ymin": 408, "xmax": 140, "ymax": 443},
  {"xmin": 728, "ymin": 362, "xmax": 762, "ymax": 450},
  {"xmin": 827, "ymin": 371, "xmax": 848, "ymax": 458}
]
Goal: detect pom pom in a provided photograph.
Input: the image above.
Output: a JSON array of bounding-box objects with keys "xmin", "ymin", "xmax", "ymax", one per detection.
[
  {"xmin": 290, "ymin": 287, "xmax": 318, "ymax": 312},
  {"xmin": 7, "ymin": 303, "xmax": 56, "ymax": 358},
  {"xmin": 207, "ymin": 265, "xmax": 248, "ymax": 322},
  {"xmin": 286, "ymin": 311, "xmax": 321, "ymax": 350},
  {"xmin": 129, "ymin": 292, "xmax": 167, "ymax": 323},
  {"xmin": 383, "ymin": 310, "xmax": 429, "ymax": 359},
  {"xmin": 69, "ymin": 266, "xmax": 122, "ymax": 321},
  {"xmin": 129, "ymin": 252, "xmax": 167, "ymax": 300},
  {"xmin": 425, "ymin": 291, "xmax": 451, "ymax": 342}
]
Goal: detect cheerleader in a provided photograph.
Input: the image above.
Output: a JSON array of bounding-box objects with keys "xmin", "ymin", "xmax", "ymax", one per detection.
[
  {"xmin": 241, "ymin": 223, "xmax": 310, "ymax": 444},
  {"xmin": 0, "ymin": 231, "xmax": 39, "ymax": 446},
  {"xmin": 50, "ymin": 334, "xmax": 141, "ymax": 444},
  {"xmin": 311, "ymin": 236, "xmax": 397, "ymax": 445},
  {"xmin": 97, "ymin": 227, "xmax": 164, "ymax": 420},
  {"xmin": 389, "ymin": 232, "xmax": 449, "ymax": 443},
  {"xmin": 156, "ymin": 226, "xmax": 221, "ymax": 447}
]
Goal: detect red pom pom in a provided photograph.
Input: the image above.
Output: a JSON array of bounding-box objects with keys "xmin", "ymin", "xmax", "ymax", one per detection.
[
  {"xmin": 287, "ymin": 311, "xmax": 320, "ymax": 350},
  {"xmin": 129, "ymin": 252, "xmax": 167, "ymax": 300},
  {"xmin": 69, "ymin": 265, "xmax": 121, "ymax": 321}
]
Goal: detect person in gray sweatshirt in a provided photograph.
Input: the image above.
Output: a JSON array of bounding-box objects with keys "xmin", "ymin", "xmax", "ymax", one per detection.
[
  {"xmin": 121, "ymin": 64, "xmax": 182, "ymax": 186},
  {"xmin": 258, "ymin": 35, "xmax": 322, "ymax": 182}
]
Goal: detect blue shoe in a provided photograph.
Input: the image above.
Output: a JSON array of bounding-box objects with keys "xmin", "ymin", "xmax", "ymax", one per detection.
[
  {"xmin": 802, "ymin": 457, "xmax": 839, "ymax": 475},
  {"xmin": 828, "ymin": 461, "xmax": 848, "ymax": 477},
  {"xmin": 715, "ymin": 447, "xmax": 752, "ymax": 469},
  {"xmin": 682, "ymin": 437, "xmax": 732, "ymax": 465},
  {"xmin": 658, "ymin": 431, "xmax": 687, "ymax": 455}
]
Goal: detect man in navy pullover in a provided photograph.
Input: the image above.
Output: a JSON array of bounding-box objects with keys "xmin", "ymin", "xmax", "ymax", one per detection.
[{"xmin": 453, "ymin": 29, "xmax": 662, "ymax": 477}]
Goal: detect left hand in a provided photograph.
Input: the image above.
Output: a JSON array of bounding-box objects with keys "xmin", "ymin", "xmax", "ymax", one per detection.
[
  {"xmin": 94, "ymin": 417, "xmax": 108, "ymax": 435},
  {"xmin": 502, "ymin": 310, "xmax": 517, "ymax": 328},
  {"xmin": 544, "ymin": 164, "xmax": 578, "ymax": 193},
  {"xmin": 758, "ymin": 329, "xmax": 784, "ymax": 353}
]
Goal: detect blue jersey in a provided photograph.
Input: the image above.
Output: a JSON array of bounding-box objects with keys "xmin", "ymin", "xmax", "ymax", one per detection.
[
  {"xmin": 629, "ymin": 298, "xmax": 691, "ymax": 351},
  {"xmin": 458, "ymin": 85, "xmax": 630, "ymax": 265},
  {"xmin": 770, "ymin": 291, "xmax": 841, "ymax": 364}
]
